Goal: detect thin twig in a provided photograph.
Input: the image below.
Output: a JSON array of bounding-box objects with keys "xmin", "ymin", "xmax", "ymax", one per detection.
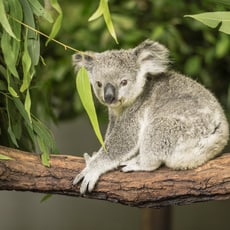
[{"xmin": 9, "ymin": 15, "xmax": 82, "ymax": 54}]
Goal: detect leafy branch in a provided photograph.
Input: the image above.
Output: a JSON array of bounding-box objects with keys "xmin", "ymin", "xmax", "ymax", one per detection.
[{"xmin": 0, "ymin": 0, "xmax": 117, "ymax": 162}]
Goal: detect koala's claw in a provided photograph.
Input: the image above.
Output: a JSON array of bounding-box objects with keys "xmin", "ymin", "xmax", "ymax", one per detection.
[
  {"xmin": 73, "ymin": 167, "xmax": 100, "ymax": 194},
  {"xmin": 73, "ymin": 168, "xmax": 86, "ymax": 185}
]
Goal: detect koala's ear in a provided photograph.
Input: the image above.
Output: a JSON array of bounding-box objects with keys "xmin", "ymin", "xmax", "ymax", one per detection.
[
  {"xmin": 134, "ymin": 39, "xmax": 169, "ymax": 76},
  {"xmin": 72, "ymin": 52, "xmax": 96, "ymax": 72}
]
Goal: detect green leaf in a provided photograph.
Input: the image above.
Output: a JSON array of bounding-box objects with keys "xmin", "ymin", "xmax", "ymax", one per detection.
[
  {"xmin": 0, "ymin": 0, "xmax": 17, "ymax": 39},
  {"xmin": 20, "ymin": 0, "xmax": 40, "ymax": 66},
  {"xmin": 0, "ymin": 154, "xmax": 14, "ymax": 160},
  {"xmin": 33, "ymin": 118, "xmax": 56, "ymax": 151},
  {"xmin": 13, "ymin": 97, "xmax": 34, "ymax": 142},
  {"xmin": 6, "ymin": 98, "xmax": 19, "ymax": 147},
  {"xmin": 101, "ymin": 0, "xmax": 118, "ymax": 44},
  {"xmin": 20, "ymin": 29, "xmax": 32, "ymax": 92},
  {"xmin": 6, "ymin": 70, "xmax": 18, "ymax": 97},
  {"xmin": 6, "ymin": 99, "xmax": 19, "ymax": 147},
  {"xmin": 40, "ymin": 194, "xmax": 52, "ymax": 203},
  {"xmin": 76, "ymin": 67, "xmax": 106, "ymax": 150},
  {"xmin": 33, "ymin": 118, "xmax": 57, "ymax": 167},
  {"xmin": 89, "ymin": 0, "xmax": 118, "ymax": 44},
  {"xmin": 28, "ymin": 38, "xmax": 40, "ymax": 67},
  {"xmin": 185, "ymin": 12, "xmax": 230, "ymax": 35},
  {"xmin": 7, "ymin": 125, "xmax": 19, "ymax": 147},
  {"xmin": 1, "ymin": 31, "xmax": 19, "ymax": 78},
  {"xmin": 25, "ymin": 89, "xmax": 32, "ymax": 123},
  {"xmin": 8, "ymin": 86, "xmax": 18, "ymax": 97},
  {"xmin": 38, "ymin": 136, "xmax": 50, "ymax": 167},
  {"xmin": 27, "ymin": 0, "xmax": 53, "ymax": 23},
  {"xmin": 8, "ymin": 0, "xmax": 23, "ymax": 39},
  {"xmin": 45, "ymin": 0, "xmax": 63, "ymax": 45},
  {"xmin": 8, "ymin": 0, "xmax": 23, "ymax": 63},
  {"xmin": 88, "ymin": 3, "xmax": 103, "ymax": 21}
]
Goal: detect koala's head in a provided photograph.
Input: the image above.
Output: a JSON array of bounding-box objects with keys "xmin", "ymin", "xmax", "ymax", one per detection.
[{"xmin": 72, "ymin": 40, "xmax": 169, "ymax": 109}]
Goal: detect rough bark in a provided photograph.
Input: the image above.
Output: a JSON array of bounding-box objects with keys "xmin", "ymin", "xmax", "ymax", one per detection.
[{"xmin": 0, "ymin": 145, "xmax": 230, "ymax": 208}]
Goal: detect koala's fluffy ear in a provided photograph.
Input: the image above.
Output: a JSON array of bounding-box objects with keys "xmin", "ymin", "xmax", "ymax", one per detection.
[
  {"xmin": 72, "ymin": 52, "xmax": 96, "ymax": 72},
  {"xmin": 134, "ymin": 39, "xmax": 169, "ymax": 76}
]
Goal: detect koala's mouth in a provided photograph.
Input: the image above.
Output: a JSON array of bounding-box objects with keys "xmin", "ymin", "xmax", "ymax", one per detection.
[
  {"xmin": 105, "ymin": 99, "xmax": 122, "ymax": 107},
  {"xmin": 103, "ymin": 98, "xmax": 123, "ymax": 108}
]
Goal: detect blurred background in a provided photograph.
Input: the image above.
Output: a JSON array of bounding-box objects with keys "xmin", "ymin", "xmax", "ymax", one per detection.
[{"xmin": 1, "ymin": 0, "xmax": 230, "ymax": 229}]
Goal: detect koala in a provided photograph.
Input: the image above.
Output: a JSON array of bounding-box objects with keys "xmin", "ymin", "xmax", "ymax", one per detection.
[{"xmin": 72, "ymin": 40, "xmax": 229, "ymax": 194}]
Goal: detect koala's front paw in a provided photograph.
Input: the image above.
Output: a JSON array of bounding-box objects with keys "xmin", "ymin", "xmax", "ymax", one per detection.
[
  {"xmin": 73, "ymin": 153, "xmax": 100, "ymax": 194},
  {"xmin": 73, "ymin": 167, "xmax": 100, "ymax": 194}
]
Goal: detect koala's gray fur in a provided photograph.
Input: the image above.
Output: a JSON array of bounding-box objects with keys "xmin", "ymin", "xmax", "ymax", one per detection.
[{"xmin": 72, "ymin": 40, "xmax": 229, "ymax": 194}]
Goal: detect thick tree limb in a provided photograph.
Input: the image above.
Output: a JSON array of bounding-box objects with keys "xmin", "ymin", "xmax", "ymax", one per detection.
[{"xmin": 0, "ymin": 145, "xmax": 230, "ymax": 208}]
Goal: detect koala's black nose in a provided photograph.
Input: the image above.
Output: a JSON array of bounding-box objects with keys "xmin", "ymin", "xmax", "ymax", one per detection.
[{"xmin": 104, "ymin": 83, "xmax": 116, "ymax": 104}]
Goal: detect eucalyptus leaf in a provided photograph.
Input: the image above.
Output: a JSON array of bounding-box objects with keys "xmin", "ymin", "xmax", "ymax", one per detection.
[
  {"xmin": 88, "ymin": 3, "xmax": 103, "ymax": 21},
  {"xmin": 6, "ymin": 98, "xmax": 19, "ymax": 147},
  {"xmin": 28, "ymin": 37, "xmax": 40, "ymax": 66},
  {"xmin": 89, "ymin": 0, "xmax": 118, "ymax": 44},
  {"xmin": 8, "ymin": 0, "xmax": 22, "ymax": 64},
  {"xmin": 33, "ymin": 118, "xmax": 57, "ymax": 167},
  {"xmin": 1, "ymin": 31, "xmax": 19, "ymax": 78},
  {"xmin": 25, "ymin": 89, "xmax": 32, "ymax": 123},
  {"xmin": 27, "ymin": 0, "xmax": 53, "ymax": 23},
  {"xmin": 13, "ymin": 98, "xmax": 34, "ymax": 142},
  {"xmin": 7, "ymin": 125, "xmax": 19, "ymax": 147},
  {"xmin": 37, "ymin": 136, "xmax": 50, "ymax": 167},
  {"xmin": 0, "ymin": 0, "xmax": 17, "ymax": 39},
  {"xmin": 20, "ymin": 0, "xmax": 40, "ymax": 66},
  {"xmin": 45, "ymin": 0, "xmax": 63, "ymax": 45},
  {"xmin": 6, "ymin": 70, "xmax": 18, "ymax": 97},
  {"xmin": 8, "ymin": 0, "xmax": 23, "ymax": 38},
  {"xmin": 76, "ymin": 66, "xmax": 106, "ymax": 150},
  {"xmin": 40, "ymin": 194, "xmax": 52, "ymax": 203},
  {"xmin": 7, "ymin": 98, "xmax": 22, "ymax": 141},
  {"xmin": 0, "ymin": 154, "xmax": 14, "ymax": 160},
  {"xmin": 8, "ymin": 86, "xmax": 18, "ymax": 98},
  {"xmin": 33, "ymin": 118, "xmax": 56, "ymax": 151},
  {"xmin": 185, "ymin": 12, "xmax": 230, "ymax": 34},
  {"xmin": 101, "ymin": 0, "xmax": 118, "ymax": 44},
  {"xmin": 20, "ymin": 30, "xmax": 32, "ymax": 92}
]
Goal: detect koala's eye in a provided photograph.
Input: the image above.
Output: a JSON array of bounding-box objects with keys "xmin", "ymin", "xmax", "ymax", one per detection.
[
  {"xmin": 120, "ymin": 79, "xmax": 128, "ymax": 86},
  {"xmin": 96, "ymin": 81, "xmax": 102, "ymax": 88}
]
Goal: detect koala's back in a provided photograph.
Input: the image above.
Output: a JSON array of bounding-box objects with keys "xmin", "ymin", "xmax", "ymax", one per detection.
[{"xmin": 147, "ymin": 71, "xmax": 225, "ymax": 120}]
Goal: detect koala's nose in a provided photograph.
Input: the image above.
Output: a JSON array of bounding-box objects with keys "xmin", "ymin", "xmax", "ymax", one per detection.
[{"xmin": 104, "ymin": 83, "xmax": 116, "ymax": 104}]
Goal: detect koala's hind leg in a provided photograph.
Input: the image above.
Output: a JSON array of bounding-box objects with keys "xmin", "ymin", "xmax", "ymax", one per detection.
[
  {"xmin": 165, "ymin": 130, "xmax": 227, "ymax": 170},
  {"xmin": 164, "ymin": 118, "xmax": 228, "ymax": 170}
]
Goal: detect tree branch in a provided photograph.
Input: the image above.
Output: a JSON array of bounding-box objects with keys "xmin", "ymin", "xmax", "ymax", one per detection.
[{"xmin": 0, "ymin": 145, "xmax": 230, "ymax": 208}]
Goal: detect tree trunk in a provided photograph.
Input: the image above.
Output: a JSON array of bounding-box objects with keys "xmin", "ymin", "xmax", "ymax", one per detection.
[
  {"xmin": 142, "ymin": 208, "xmax": 171, "ymax": 230},
  {"xmin": 0, "ymin": 145, "xmax": 230, "ymax": 208}
]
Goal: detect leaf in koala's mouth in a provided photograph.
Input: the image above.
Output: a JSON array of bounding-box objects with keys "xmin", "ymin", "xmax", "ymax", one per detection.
[{"xmin": 76, "ymin": 66, "xmax": 106, "ymax": 151}]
